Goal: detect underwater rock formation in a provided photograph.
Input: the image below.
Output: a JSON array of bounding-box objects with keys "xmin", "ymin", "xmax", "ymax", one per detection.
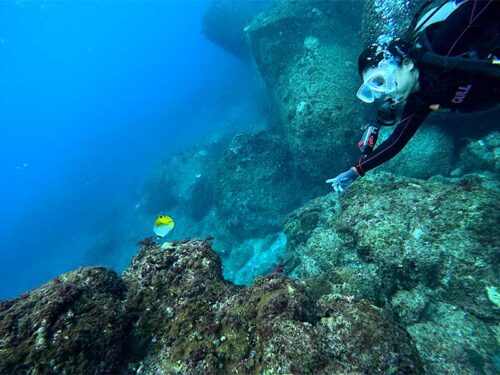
[
  {"xmin": 378, "ymin": 123, "xmax": 456, "ymax": 178},
  {"xmin": 457, "ymin": 131, "xmax": 500, "ymax": 174},
  {"xmin": 142, "ymin": 134, "xmax": 231, "ymax": 219},
  {"xmin": 122, "ymin": 239, "xmax": 234, "ymax": 373},
  {"xmin": 215, "ymin": 131, "xmax": 306, "ymax": 238},
  {"xmin": 140, "ymin": 130, "xmax": 300, "ymax": 285},
  {"xmin": 245, "ymin": 0, "xmax": 366, "ymax": 180},
  {"xmin": 0, "ymin": 267, "xmax": 130, "ymax": 374},
  {"xmin": 407, "ymin": 301, "xmax": 498, "ymax": 375},
  {"xmin": 222, "ymin": 231, "xmax": 287, "ymax": 285},
  {"xmin": 202, "ymin": 0, "xmax": 272, "ymax": 61},
  {"xmin": 0, "ymin": 238, "xmax": 424, "ymax": 374},
  {"xmin": 283, "ymin": 172, "xmax": 500, "ymax": 374}
]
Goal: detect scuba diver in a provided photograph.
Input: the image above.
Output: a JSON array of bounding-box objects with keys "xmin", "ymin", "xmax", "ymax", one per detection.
[{"xmin": 327, "ymin": 0, "xmax": 500, "ymax": 192}]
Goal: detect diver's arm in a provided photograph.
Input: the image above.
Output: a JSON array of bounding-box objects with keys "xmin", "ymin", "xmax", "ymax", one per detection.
[{"xmin": 352, "ymin": 100, "xmax": 431, "ymax": 176}]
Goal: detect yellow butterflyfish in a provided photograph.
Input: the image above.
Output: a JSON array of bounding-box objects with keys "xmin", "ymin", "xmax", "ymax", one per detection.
[{"xmin": 153, "ymin": 215, "xmax": 175, "ymax": 238}]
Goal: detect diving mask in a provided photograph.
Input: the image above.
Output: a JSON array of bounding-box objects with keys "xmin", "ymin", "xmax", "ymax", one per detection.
[{"xmin": 356, "ymin": 60, "xmax": 398, "ymax": 103}]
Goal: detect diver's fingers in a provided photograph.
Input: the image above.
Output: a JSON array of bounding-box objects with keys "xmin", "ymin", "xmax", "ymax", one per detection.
[
  {"xmin": 326, "ymin": 179, "xmax": 334, "ymax": 184},
  {"xmin": 338, "ymin": 185, "xmax": 344, "ymax": 192}
]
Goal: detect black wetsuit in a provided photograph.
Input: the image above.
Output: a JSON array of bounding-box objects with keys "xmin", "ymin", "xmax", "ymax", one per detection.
[{"xmin": 353, "ymin": 0, "xmax": 500, "ymax": 176}]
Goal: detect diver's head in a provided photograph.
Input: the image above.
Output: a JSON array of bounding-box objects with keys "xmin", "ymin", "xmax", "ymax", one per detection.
[{"xmin": 357, "ymin": 39, "xmax": 419, "ymax": 104}]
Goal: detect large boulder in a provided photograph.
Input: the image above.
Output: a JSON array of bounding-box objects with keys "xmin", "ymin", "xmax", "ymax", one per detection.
[
  {"xmin": 407, "ymin": 302, "xmax": 498, "ymax": 375},
  {"xmin": 0, "ymin": 267, "xmax": 130, "ymax": 374},
  {"xmin": 246, "ymin": 1, "xmax": 367, "ymax": 180},
  {"xmin": 123, "ymin": 238, "xmax": 422, "ymax": 374},
  {"xmin": 214, "ymin": 131, "xmax": 307, "ymax": 238},
  {"xmin": 283, "ymin": 172, "xmax": 500, "ymax": 374},
  {"xmin": 122, "ymin": 238, "xmax": 235, "ymax": 372},
  {"xmin": 457, "ymin": 131, "xmax": 500, "ymax": 174}
]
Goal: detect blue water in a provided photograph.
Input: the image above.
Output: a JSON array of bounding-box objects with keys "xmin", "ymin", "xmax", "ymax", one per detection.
[{"xmin": 0, "ymin": 1, "xmax": 259, "ymax": 299}]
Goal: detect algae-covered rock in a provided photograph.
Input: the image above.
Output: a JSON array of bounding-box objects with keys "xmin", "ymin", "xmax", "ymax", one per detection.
[
  {"xmin": 283, "ymin": 192, "xmax": 384, "ymax": 303},
  {"xmin": 339, "ymin": 173, "xmax": 499, "ymax": 319},
  {"xmin": 316, "ymin": 294, "xmax": 422, "ymax": 374},
  {"xmin": 286, "ymin": 173, "xmax": 499, "ymax": 311},
  {"xmin": 0, "ymin": 267, "xmax": 130, "ymax": 375},
  {"xmin": 246, "ymin": 0, "xmax": 366, "ymax": 180},
  {"xmin": 390, "ymin": 287, "xmax": 430, "ymax": 326},
  {"xmin": 215, "ymin": 131, "xmax": 306, "ymax": 238},
  {"xmin": 0, "ymin": 238, "xmax": 423, "ymax": 374},
  {"xmin": 407, "ymin": 302, "xmax": 498, "ymax": 375},
  {"xmin": 122, "ymin": 238, "xmax": 236, "ymax": 372},
  {"xmin": 283, "ymin": 172, "xmax": 500, "ymax": 373},
  {"xmin": 124, "ymin": 238, "xmax": 422, "ymax": 374},
  {"xmin": 458, "ymin": 131, "xmax": 500, "ymax": 174}
]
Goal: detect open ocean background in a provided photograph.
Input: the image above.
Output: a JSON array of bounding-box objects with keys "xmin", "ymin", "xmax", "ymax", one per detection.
[{"xmin": 0, "ymin": 1, "xmax": 264, "ymax": 299}]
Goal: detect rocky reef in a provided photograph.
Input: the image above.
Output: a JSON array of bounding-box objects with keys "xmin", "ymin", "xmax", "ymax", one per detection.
[
  {"xmin": 0, "ymin": 238, "xmax": 423, "ymax": 374},
  {"xmin": 2, "ymin": 169, "xmax": 498, "ymax": 374},
  {"xmin": 17, "ymin": 2, "xmax": 497, "ymax": 373},
  {"xmin": 0, "ymin": 267, "xmax": 130, "ymax": 374},
  {"xmin": 129, "ymin": 0, "xmax": 500, "ymax": 320},
  {"xmin": 139, "ymin": 130, "xmax": 309, "ymax": 285},
  {"xmin": 137, "ymin": 0, "xmax": 500, "ymax": 288},
  {"xmin": 283, "ymin": 172, "xmax": 500, "ymax": 374},
  {"xmin": 214, "ymin": 131, "xmax": 307, "ymax": 239}
]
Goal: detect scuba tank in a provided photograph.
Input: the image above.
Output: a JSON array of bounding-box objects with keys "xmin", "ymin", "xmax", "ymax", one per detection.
[
  {"xmin": 412, "ymin": 0, "xmax": 466, "ymax": 37},
  {"xmin": 409, "ymin": 0, "xmax": 500, "ymax": 78}
]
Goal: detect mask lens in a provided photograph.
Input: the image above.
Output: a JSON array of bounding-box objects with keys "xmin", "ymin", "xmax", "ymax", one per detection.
[
  {"xmin": 369, "ymin": 75, "xmax": 386, "ymax": 90},
  {"xmin": 356, "ymin": 84, "xmax": 375, "ymax": 103}
]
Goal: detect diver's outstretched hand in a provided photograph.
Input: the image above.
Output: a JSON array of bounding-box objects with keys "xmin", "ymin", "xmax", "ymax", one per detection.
[{"xmin": 326, "ymin": 168, "xmax": 359, "ymax": 192}]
